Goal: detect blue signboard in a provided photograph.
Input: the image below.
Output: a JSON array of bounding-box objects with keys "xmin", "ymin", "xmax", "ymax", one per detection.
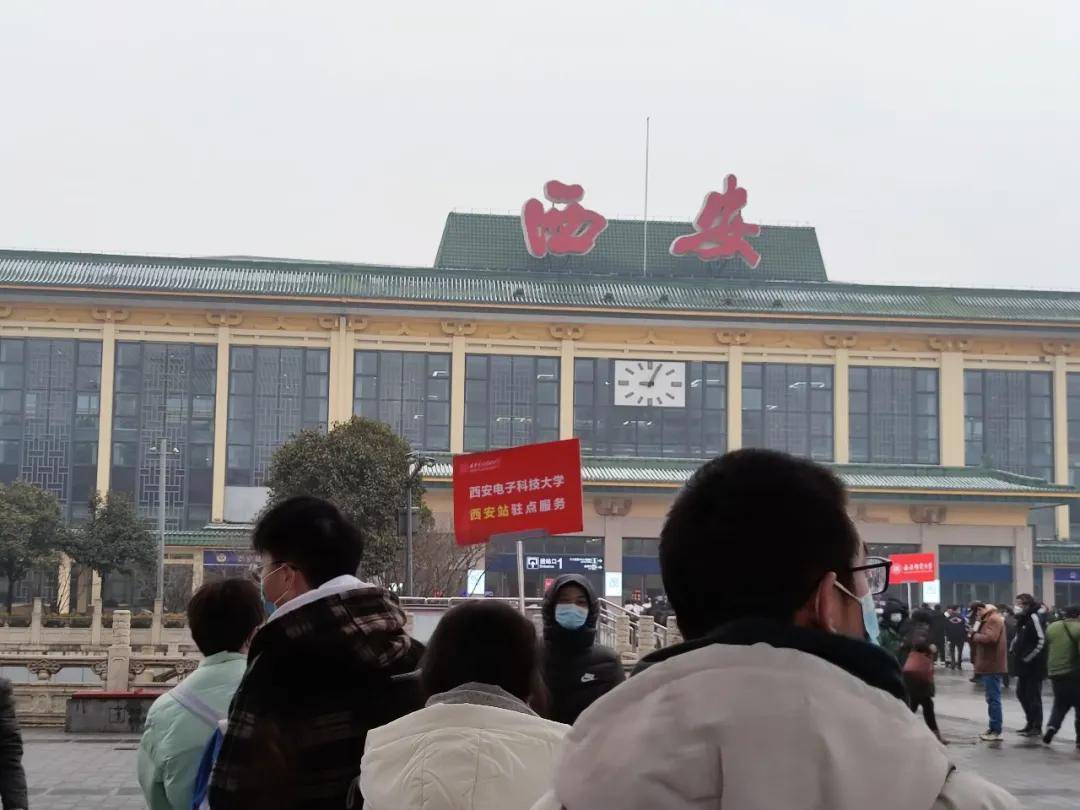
[{"xmin": 1054, "ymin": 568, "xmax": 1080, "ymax": 583}]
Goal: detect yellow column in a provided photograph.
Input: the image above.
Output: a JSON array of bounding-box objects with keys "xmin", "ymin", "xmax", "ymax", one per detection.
[
  {"xmin": 211, "ymin": 326, "xmax": 230, "ymax": 523},
  {"xmin": 834, "ymin": 349, "xmax": 850, "ymax": 464},
  {"xmin": 327, "ymin": 316, "xmax": 354, "ymax": 425},
  {"xmin": 1053, "ymin": 354, "xmax": 1070, "ymax": 539},
  {"xmin": 939, "ymin": 352, "xmax": 965, "ymax": 466},
  {"xmin": 450, "ymin": 336, "xmax": 466, "ymax": 453},
  {"xmin": 727, "ymin": 346, "xmax": 743, "ymax": 451},
  {"xmin": 559, "ymin": 339, "xmax": 574, "ymax": 440},
  {"xmin": 95, "ymin": 322, "xmax": 116, "ymax": 495}
]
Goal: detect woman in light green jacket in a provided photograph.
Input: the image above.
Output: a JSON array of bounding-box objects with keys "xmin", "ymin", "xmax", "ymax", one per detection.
[{"xmin": 137, "ymin": 580, "xmax": 263, "ymax": 810}]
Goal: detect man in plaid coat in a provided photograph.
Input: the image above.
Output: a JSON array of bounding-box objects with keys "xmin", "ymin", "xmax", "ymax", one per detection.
[{"xmin": 210, "ymin": 496, "xmax": 424, "ymax": 810}]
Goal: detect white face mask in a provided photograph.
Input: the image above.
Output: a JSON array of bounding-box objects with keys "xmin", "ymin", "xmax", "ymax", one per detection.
[
  {"xmin": 1014, "ymin": 605, "xmax": 1025, "ymax": 615},
  {"xmin": 890, "ymin": 613, "xmax": 903, "ymax": 623}
]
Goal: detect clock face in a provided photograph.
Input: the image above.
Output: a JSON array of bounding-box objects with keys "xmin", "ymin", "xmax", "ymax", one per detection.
[{"xmin": 613, "ymin": 360, "xmax": 686, "ymax": 407}]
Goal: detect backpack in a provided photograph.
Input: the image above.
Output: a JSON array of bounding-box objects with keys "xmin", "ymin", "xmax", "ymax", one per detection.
[{"xmin": 167, "ymin": 678, "xmax": 225, "ymax": 810}]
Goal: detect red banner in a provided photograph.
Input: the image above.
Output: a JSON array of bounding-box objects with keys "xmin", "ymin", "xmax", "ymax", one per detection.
[
  {"xmin": 890, "ymin": 552, "xmax": 938, "ymax": 584},
  {"xmin": 452, "ymin": 439, "xmax": 584, "ymax": 546}
]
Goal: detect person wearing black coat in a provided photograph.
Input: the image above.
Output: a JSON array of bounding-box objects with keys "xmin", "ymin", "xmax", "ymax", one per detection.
[
  {"xmin": 540, "ymin": 574, "xmax": 625, "ymax": 725},
  {"xmin": 944, "ymin": 606, "xmax": 967, "ymax": 670},
  {"xmin": 0, "ymin": 678, "xmax": 28, "ymax": 810},
  {"xmin": 930, "ymin": 605, "xmax": 948, "ymax": 665},
  {"xmin": 1011, "ymin": 594, "xmax": 1048, "ymax": 736}
]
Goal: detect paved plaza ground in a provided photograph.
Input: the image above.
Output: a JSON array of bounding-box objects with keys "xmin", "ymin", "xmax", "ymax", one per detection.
[{"xmin": 19, "ymin": 668, "xmax": 1080, "ymax": 809}]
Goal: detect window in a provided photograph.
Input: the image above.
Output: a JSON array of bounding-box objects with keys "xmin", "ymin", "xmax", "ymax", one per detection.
[
  {"xmin": 742, "ymin": 363, "xmax": 833, "ymax": 460},
  {"xmin": 354, "ymin": 351, "xmax": 451, "ymax": 451},
  {"xmin": 849, "ymin": 367, "xmax": 938, "ymax": 464},
  {"xmin": 465, "ymin": 355, "xmax": 559, "ymax": 451},
  {"xmin": 939, "ymin": 545, "xmax": 1013, "ymax": 565},
  {"xmin": 1067, "ymin": 373, "xmax": 1080, "ymax": 533},
  {"xmin": 964, "ymin": 370, "xmax": 1053, "ymax": 479},
  {"xmin": 110, "ymin": 342, "xmax": 216, "ymax": 530},
  {"xmin": 574, "ymin": 359, "xmax": 725, "ymax": 458},
  {"xmin": 227, "ymin": 347, "xmax": 329, "ymax": 486},
  {"xmin": 0, "ymin": 338, "xmax": 101, "ymax": 521}
]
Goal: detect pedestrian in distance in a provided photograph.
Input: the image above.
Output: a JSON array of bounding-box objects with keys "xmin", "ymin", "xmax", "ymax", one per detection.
[
  {"xmin": 532, "ymin": 450, "xmax": 1015, "ymax": 810},
  {"xmin": 877, "ymin": 598, "xmax": 907, "ymax": 664},
  {"xmin": 539, "ymin": 574, "xmax": 625, "ymax": 725},
  {"xmin": 137, "ymin": 579, "xmax": 264, "ymax": 810},
  {"xmin": 209, "ymin": 496, "xmax": 424, "ymax": 810},
  {"xmin": 1000, "ymin": 603, "xmax": 1017, "ymax": 690},
  {"xmin": 930, "ymin": 604, "xmax": 948, "ymax": 666},
  {"xmin": 358, "ymin": 600, "xmax": 568, "ymax": 810},
  {"xmin": 1011, "ymin": 593, "xmax": 1048, "ymax": 737},
  {"xmin": 969, "ymin": 601, "xmax": 1009, "ymax": 742},
  {"xmin": 944, "ymin": 605, "xmax": 967, "ymax": 671},
  {"xmin": 1043, "ymin": 604, "xmax": 1080, "ymax": 748},
  {"xmin": 0, "ymin": 677, "xmax": 27, "ymax": 810}
]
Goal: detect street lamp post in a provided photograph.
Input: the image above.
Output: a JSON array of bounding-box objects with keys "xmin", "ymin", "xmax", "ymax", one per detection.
[
  {"xmin": 405, "ymin": 455, "xmax": 433, "ymax": 596},
  {"xmin": 151, "ymin": 438, "xmax": 180, "ymax": 605}
]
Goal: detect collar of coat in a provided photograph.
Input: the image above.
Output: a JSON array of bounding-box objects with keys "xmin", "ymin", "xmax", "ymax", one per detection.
[
  {"xmin": 250, "ymin": 584, "xmax": 414, "ymax": 671},
  {"xmin": 425, "ymin": 682, "xmax": 537, "ymax": 716},
  {"xmin": 634, "ymin": 617, "xmax": 906, "ymax": 701}
]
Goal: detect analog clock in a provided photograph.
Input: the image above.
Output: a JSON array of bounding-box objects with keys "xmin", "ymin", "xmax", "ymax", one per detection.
[{"xmin": 613, "ymin": 360, "xmax": 686, "ymax": 407}]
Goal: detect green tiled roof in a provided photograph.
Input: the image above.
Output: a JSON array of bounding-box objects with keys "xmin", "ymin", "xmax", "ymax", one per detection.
[
  {"xmin": 422, "ymin": 456, "xmax": 1078, "ymax": 502},
  {"xmin": 4, "ymin": 248, "xmax": 1080, "ymax": 325},
  {"xmin": 165, "ymin": 525, "xmax": 251, "ymax": 548},
  {"xmin": 434, "ymin": 213, "xmax": 828, "ymax": 283},
  {"xmin": 1035, "ymin": 544, "xmax": 1080, "ymax": 565}
]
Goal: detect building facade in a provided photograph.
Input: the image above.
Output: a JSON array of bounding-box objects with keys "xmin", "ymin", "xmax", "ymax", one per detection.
[{"xmin": 3, "ymin": 210, "xmax": 1080, "ymax": 608}]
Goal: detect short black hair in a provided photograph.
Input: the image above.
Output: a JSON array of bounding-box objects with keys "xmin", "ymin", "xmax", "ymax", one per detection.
[
  {"xmin": 1064, "ymin": 605, "xmax": 1080, "ymax": 619},
  {"xmin": 421, "ymin": 600, "xmax": 541, "ymax": 705},
  {"xmin": 1015, "ymin": 593, "xmax": 1035, "ymax": 605},
  {"xmin": 660, "ymin": 449, "xmax": 861, "ymax": 639},
  {"xmin": 187, "ymin": 579, "xmax": 264, "ymax": 656},
  {"xmin": 252, "ymin": 496, "xmax": 364, "ymax": 587}
]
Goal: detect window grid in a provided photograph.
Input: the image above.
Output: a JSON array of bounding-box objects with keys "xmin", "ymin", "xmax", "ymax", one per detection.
[
  {"xmin": 742, "ymin": 363, "xmax": 833, "ymax": 461},
  {"xmin": 111, "ymin": 342, "xmax": 216, "ymax": 530},
  {"xmin": 227, "ymin": 346, "xmax": 329, "ymax": 487},
  {"xmin": 464, "ymin": 355, "xmax": 559, "ymax": 451},
  {"xmin": 353, "ymin": 351, "xmax": 451, "ymax": 452},
  {"xmin": 0, "ymin": 338, "xmax": 101, "ymax": 522},
  {"xmin": 964, "ymin": 369, "xmax": 1052, "ymax": 480},
  {"xmin": 849, "ymin": 366, "xmax": 939, "ymax": 464},
  {"xmin": 574, "ymin": 359, "xmax": 726, "ymax": 459}
]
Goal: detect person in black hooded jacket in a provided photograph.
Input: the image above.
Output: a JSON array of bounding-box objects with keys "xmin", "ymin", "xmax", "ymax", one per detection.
[{"xmin": 540, "ymin": 574, "xmax": 625, "ymax": 725}]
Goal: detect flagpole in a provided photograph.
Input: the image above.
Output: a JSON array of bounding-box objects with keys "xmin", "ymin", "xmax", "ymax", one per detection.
[{"xmin": 643, "ymin": 116, "xmax": 650, "ymax": 278}]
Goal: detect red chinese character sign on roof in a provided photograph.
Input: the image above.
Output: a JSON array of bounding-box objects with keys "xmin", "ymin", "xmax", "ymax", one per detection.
[
  {"xmin": 521, "ymin": 180, "xmax": 608, "ymax": 258},
  {"xmin": 669, "ymin": 174, "xmax": 762, "ymax": 268}
]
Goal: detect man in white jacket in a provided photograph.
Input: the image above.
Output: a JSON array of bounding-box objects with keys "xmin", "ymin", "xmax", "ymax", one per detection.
[{"xmin": 534, "ymin": 449, "xmax": 1017, "ymax": 810}]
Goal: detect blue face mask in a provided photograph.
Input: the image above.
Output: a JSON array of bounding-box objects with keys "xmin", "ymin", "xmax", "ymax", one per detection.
[
  {"xmin": 555, "ymin": 604, "xmax": 589, "ymax": 630},
  {"xmin": 859, "ymin": 591, "xmax": 880, "ymax": 645},
  {"xmin": 260, "ymin": 564, "xmax": 287, "ymax": 618}
]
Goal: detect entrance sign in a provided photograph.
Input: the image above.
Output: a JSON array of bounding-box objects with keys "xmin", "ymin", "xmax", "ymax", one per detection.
[
  {"xmin": 670, "ymin": 175, "xmax": 761, "ymax": 268},
  {"xmin": 521, "ymin": 181, "xmax": 608, "ymax": 258},
  {"xmin": 922, "ymin": 579, "xmax": 941, "ymax": 604},
  {"xmin": 453, "ymin": 438, "xmax": 584, "ymax": 545},
  {"xmin": 605, "ymin": 571, "xmax": 623, "ymax": 599},
  {"xmin": 890, "ymin": 552, "xmax": 938, "ymax": 584}
]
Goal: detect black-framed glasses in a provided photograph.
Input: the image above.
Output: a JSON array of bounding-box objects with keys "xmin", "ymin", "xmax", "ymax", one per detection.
[{"xmin": 848, "ymin": 556, "xmax": 892, "ymax": 596}]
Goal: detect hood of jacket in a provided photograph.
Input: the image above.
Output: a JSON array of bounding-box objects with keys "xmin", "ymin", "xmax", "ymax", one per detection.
[
  {"xmin": 425, "ymin": 682, "xmax": 536, "ymax": 716},
  {"xmin": 542, "ymin": 573, "xmax": 599, "ymax": 648},
  {"xmin": 249, "ymin": 582, "xmax": 415, "ymax": 671},
  {"xmin": 359, "ymin": 699, "xmax": 568, "ymax": 810},
  {"xmin": 546, "ymin": 630, "xmax": 1013, "ymax": 810}
]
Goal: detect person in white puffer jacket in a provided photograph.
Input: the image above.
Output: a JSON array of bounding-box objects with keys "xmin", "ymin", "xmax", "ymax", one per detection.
[{"xmin": 358, "ymin": 600, "xmax": 568, "ymax": 810}]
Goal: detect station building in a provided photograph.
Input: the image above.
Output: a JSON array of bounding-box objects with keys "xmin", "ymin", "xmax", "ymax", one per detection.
[{"xmin": 3, "ymin": 206, "xmax": 1080, "ymax": 608}]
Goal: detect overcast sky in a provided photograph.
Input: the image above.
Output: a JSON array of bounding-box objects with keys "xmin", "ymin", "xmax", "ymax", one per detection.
[{"xmin": 1, "ymin": 2, "xmax": 1076, "ymax": 289}]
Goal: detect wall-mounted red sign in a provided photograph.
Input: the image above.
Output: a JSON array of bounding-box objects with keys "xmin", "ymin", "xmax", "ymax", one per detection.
[
  {"xmin": 521, "ymin": 181, "xmax": 608, "ymax": 258},
  {"xmin": 453, "ymin": 438, "xmax": 585, "ymax": 546},
  {"xmin": 669, "ymin": 174, "xmax": 761, "ymax": 268},
  {"xmin": 890, "ymin": 552, "xmax": 938, "ymax": 584}
]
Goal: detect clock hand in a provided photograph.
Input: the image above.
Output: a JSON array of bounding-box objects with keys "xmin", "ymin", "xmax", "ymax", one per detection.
[{"xmin": 646, "ymin": 364, "xmax": 663, "ymax": 387}]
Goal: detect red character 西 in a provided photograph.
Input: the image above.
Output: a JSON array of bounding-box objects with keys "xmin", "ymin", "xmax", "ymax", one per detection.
[{"xmin": 521, "ymin": 180, "xmax": 608, "ymax": 258}]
